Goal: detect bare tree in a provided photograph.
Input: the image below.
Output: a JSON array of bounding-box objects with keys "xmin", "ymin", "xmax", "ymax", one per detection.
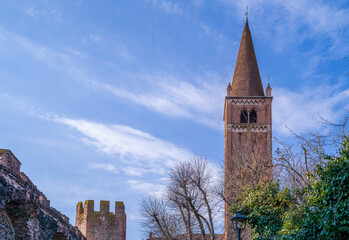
[
  {"xmin": 140, "ymin": 157, "xmax": 220, "ymax": 240},
  {"xmin": 274, "ymin": 114, "xmax": 349, "ymax": 190},
  {"xmin": 139, "ymin": 194, "xmax": 181, "ymax": 239}
]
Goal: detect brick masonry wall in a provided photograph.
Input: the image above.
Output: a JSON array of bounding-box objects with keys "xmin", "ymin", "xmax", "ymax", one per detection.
[{"xmin": 224, "ymin": 96, "xmax": 273, "ymax": 240}]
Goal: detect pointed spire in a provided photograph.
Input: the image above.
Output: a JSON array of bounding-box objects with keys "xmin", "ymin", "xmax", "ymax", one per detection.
[{"xmin": 231, "ymin": 19, "xmax": 264, "ymax": 96}]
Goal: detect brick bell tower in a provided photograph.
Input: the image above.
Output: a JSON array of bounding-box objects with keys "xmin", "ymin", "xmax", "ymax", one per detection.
[{"xmin": 223, "ymin": 18, "xmax": 273, "ymax": 239}]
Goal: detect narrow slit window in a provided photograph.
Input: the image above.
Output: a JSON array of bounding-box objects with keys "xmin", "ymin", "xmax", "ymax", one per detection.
[
  {"xmin": 240, "ymin": 109, "xmax": 248, "ymax": 123},
  {"xmin": 250, "ymin": 109, "xmax": 257, "ymax": 123}
]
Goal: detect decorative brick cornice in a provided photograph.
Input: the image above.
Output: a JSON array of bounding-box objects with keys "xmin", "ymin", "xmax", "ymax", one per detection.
[
  {"xmin": 226, "ymin": 124, "xmax": 269, "ymax": 132},
  {"xmin": 226, "ymin": 98, "xmax": 267, "ymax": 105}
]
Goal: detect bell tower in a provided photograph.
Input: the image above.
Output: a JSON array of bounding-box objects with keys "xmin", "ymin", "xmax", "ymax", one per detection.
[{"xmin": 224, "ymin": 18, "xmax": 273, "ymax": 239}]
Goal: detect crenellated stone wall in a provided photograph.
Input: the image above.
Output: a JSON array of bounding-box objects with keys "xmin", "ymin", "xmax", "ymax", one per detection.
[
  {"xmin": 0, "ymin": 149, "xmax": 86, "ymax": 240},
  {"xmin": 76, "ymin": 200, "xmax": 127, "ymax": 240}
]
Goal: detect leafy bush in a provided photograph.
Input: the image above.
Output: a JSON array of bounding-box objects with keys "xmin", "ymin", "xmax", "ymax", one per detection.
[{"xmin": 230, "ymin": 138, "xmax": 349, "ymax": 240}]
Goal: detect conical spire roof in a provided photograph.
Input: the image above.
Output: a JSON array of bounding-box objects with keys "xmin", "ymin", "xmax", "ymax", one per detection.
[{"xmin": 231, "ymin": 19, "xmax": 264, "ymax": 96}]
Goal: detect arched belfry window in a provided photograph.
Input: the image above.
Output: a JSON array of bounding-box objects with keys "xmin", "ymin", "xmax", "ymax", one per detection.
[
  {"xmin": 250, "ymin": 109, "xmax": 257, "ymax": 123},
  {"xmin": 240, "ymin": 109, "xmax": 248, "ymax": 123},
  {"xmin": 240, "ymin": 109, "xmax": 257, "ymax": 123}
]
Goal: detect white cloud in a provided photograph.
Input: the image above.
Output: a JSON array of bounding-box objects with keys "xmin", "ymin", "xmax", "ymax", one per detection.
[
  {"xmin": 273, "ymin": 82, "xmax": 349, "ymax": 135},
  {"xmin": 0, "ymin": 27, "xmax": 132, "ymax": 84},
  {"xmin": 0, "ymin": 27, "xmax": 224, "ymax": 131},
  {"xmin": 222, "ymin": 0, "xmax": 349, "ymax": 57},
  {"xmin": 47, "ymin": 116, "xmax": 195, "ymax": 196},
  {"xmin": 53, "ymin": 117, "xmax": 193, "ymax": 168},
  {"xmin": 92, "ymin": 74, "xmax": 225, "ymax": 130},
  {"xmin": 0, "ymin": 27, "xmax": 89, "ymax": 82},
  {"xmin": 151, "ymin": 0, "xmax": 182, "ymax": 14},
  {"xmin": 192, "ymin": 0, "xmax": 204, "ymax": 7},
  {"xmin": 122, "ymin": 166, "xmax": 166, "ymax": 177},
  {"xmin": 23, "ymin": 2, "xmax": 61, "ymax": 22},
  {"xmin": 88, "ymin": 34, "xmax": 102, "ymax": 43},
  {"xmin": 24, "ymin": 7, "xmax": 39, "ymax": 19},
  {"xmin": 90, "ymin": 163, "xmax": 119, "ymax": 174},
  {"xmin": 126, "ymin": 179, "xmax": 165, "ymax": 195}
]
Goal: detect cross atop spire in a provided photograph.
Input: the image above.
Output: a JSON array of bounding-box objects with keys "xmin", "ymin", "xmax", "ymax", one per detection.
[{"xmin": 230, "ymin": 18, "xmax": 264, "ymax": 96}]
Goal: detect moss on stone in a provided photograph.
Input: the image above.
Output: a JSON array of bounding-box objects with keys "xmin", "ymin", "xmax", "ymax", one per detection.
[
  {"xmin": 0, "ymin": 149, "xmax": 8, "ymax": 154},
  {"xmin": 84, "ymin": 200, "xmax": 94, "ymax": 205}
]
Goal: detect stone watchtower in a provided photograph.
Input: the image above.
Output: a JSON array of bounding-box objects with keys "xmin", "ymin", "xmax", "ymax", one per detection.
[
  {"xmin": 224, "ymin": 19, "xmax": 273, "ymax": 239},
  {"xmin": 76, "ymin": 200, "xmax": 126, "ymax": 240}
]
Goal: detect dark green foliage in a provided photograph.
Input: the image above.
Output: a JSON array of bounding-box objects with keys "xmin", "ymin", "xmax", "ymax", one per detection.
[
  {"xmin": 230, "ymin": 138, "xmax": 349, "ymax": 240},
  {"xmin": 293, "ymin": 139, "xmax": 349, "ymax": 239},
  {"xmin": 230, "ymin": 182, "xmax": 294, "ymax": 239}
]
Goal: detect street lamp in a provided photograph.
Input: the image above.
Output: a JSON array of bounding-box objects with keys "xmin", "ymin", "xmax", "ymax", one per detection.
[{"xmin": 231, "ymin": 210, "xmax": 248, "ymax": 240}]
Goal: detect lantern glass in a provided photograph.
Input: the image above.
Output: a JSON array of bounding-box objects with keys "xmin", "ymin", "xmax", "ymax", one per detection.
[{"xmin": 231, "ymin": 210, "xmax": 247, "ymax": 230}]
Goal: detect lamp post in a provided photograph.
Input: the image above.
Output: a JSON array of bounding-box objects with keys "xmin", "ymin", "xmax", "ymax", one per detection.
[{"xmin": 231, "ymin": 210, "xmax": 248, "ymax": 240}]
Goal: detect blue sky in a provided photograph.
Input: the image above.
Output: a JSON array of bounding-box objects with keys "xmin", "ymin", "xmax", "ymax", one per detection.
[{"xmin": 0, "ymin": 0, "xmax": 349, "ymax": 239}]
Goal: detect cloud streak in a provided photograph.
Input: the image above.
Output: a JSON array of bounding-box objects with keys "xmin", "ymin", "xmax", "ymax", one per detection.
[
  {"xmin": 0, "ymin": 27, "xmax": 225, "ymax": 130},
  {"xmin": 90, "ymin": 163, "xmax": 119, "ymax": 174},
  {"xmin": 222, "ymin": 0, "xmax": 349, "ymax": 70},
  {"xmin": 54, "ymin": 116, "xmax": 193, "ymax": 168},
  {"xmin": 51, "ymin": 116, "xmax": 195, "ymax": 194},
  {"xmin": 150, "ymin": 0, "xmax": 183, "ymax": 14},
  {"xmin": 273, "ymin": 82, "xmax": 349, "ymax": 135},
  {"xmin": 93, "ymin": 75, "xmax": 225, "ymax": 130},
  {"xmin": 2, "ymin": 13, "xmax": 348, "ymax": 138}
]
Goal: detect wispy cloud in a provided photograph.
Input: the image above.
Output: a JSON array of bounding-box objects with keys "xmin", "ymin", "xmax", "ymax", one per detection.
[
  {"xmin": 23, "ymin": 2, "xmax": 61, "ymax": 22},
  {"xmin": 53, "ymin": 116, "xmax": 193, "ymax": 168},
  {"xmin": 24, "ymin": 7, "xmax": 40, "ymax": 19},
  {"xmin": 90, "ymin": 163, "xmax": 119, "ymax": 174},
  {"xmin": 0, "ymin": 27, "xmax": 88, "ymax": 82},
  {"xmin": 0, "ymin": 27, "xmax": 133, "ymax": 83},
  {"xmin": 150, "ymin": 0, "xmax": 183, "ymax": 14},
  {"xmin": 122, "ymin": 166, "xmax": 166, "ymax": 177},
  {"xmin": 0, "ymin": 27, "xmax": 224, "ymax": 130},
  {"xmin": 52, "ymin": 116, "xmax": 193, "ymax": 194},
  {"xmin": 224, "ymin": 0, "xmax": 349, "ymax": 36},
  {"xmin": 2, "ymin": 13, "xmax": 348, "ymax": 138},
  {"xmin": 93, "ymin": 74, "xmax": 225, "ymax": 130},
  {"xmin": 126, "ymin": 179, "xmax": 165, "ymax": 195},
  {"xmin": 85, "ymin": 34, "xmax": 102, "ymax": 43},
  {"xmin": 222, "ymin": 0, "xmax": 349, "ymax": 63},
  {"xmin": 273, "ymin": 81, "xmax": 349, "ymax": 135}
]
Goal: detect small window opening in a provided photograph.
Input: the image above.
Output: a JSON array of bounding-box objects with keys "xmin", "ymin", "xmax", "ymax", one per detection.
[
  {"xmin": 250, "ymin": 109, "xmax": 257, "ymax": 123},
  {"xmin": 240, "ymin": 109, "xmax": 248, "ymax": 123}
]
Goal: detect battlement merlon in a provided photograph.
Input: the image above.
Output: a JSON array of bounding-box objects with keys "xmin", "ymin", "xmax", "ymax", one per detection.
[
  {"xmin": 76, "ymin": 201, "xmax": 83, "ymax": 215},
  {"xmin": 76, "ymin": 200, "xmax": 125, "ymax": 216},
  {"xmin": 0, "ymin": 149, "xmax": 21, "ymax": 173},
  {"xmin": 100, "ymin": 200, "xmax": 110, "ymax": 215},
  {"xmin": 115, "ymin": 201, "xmax": 125, "ymax": 211},
  {"xmin": 84, "ymin": 200, "xmax": 95, "ymax": 215},
  {"xmin": 115, "ymin": 201, "xmax": 126, "ymax": 219}
]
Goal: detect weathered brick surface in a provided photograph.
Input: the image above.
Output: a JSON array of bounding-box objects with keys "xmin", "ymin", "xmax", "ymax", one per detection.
[
  {"xmin": 0, "ymin": 149, "xmax": 21, "ymax": 173},
  {"xmin": 76, "ymin": 200, "xmax": 126, "ymax": 240},
  {"xmin": 0, "ymin": 149, "xmax": 86, "ymax": 240}
]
